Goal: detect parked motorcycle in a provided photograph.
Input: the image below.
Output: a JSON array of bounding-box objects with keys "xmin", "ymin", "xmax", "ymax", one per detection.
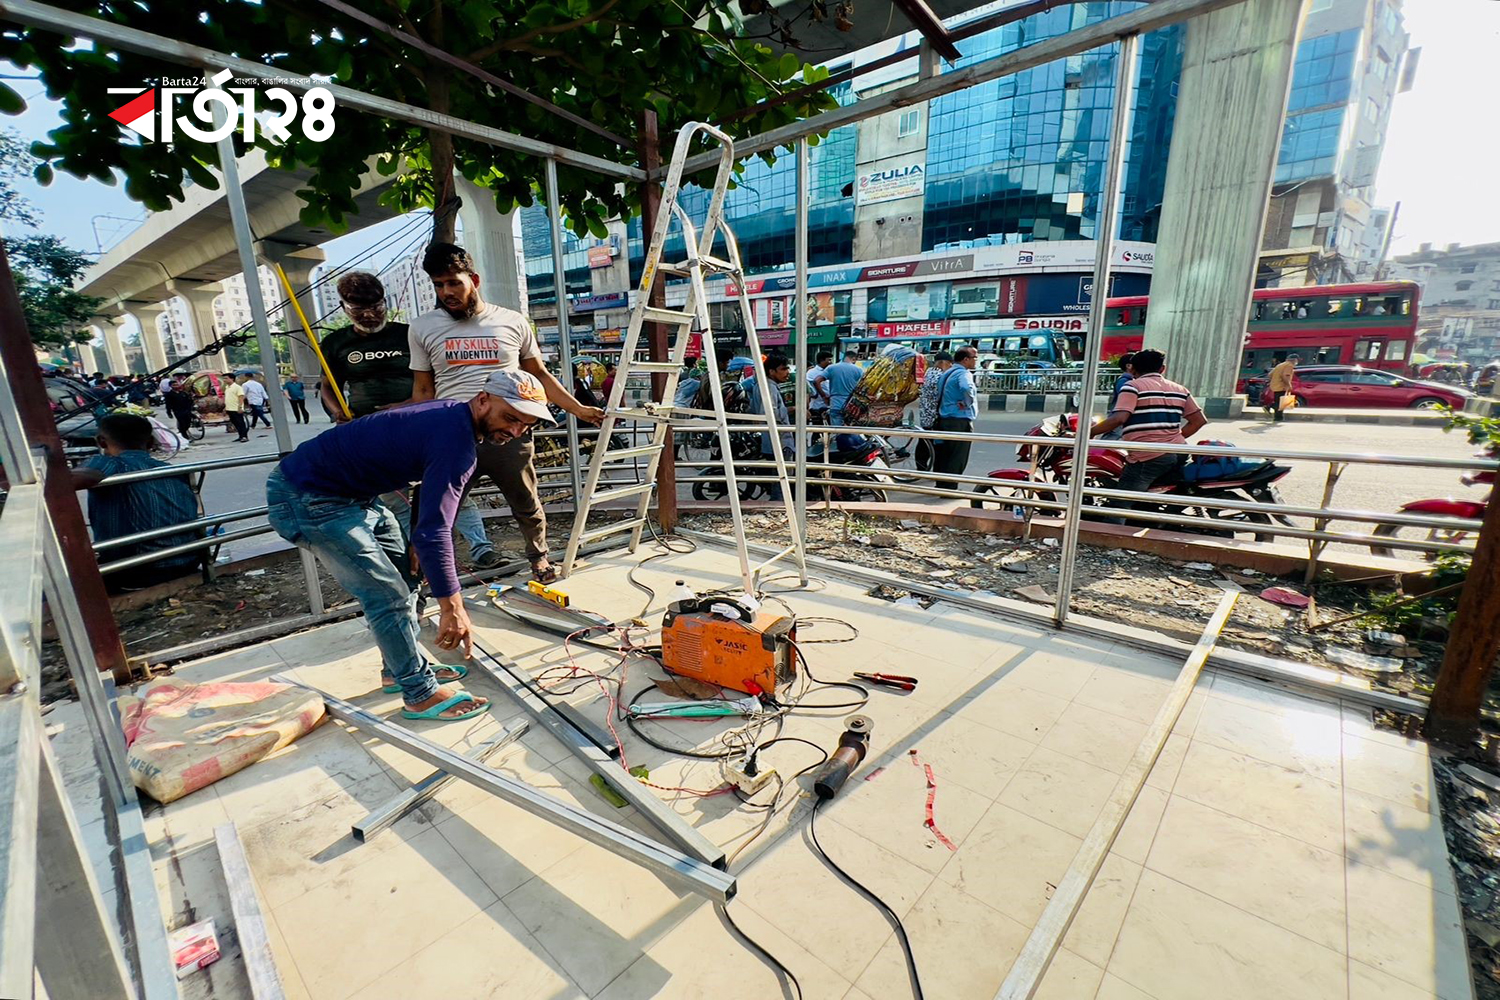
[
  {"xmin": 970, "ymin": 412, "xmax": 1296, "ymax": 538},
  {"xmin": 1370, "ymin": 447, "xmax": 1494, "ymax": 559},
  {"xmin": 690, "ymin": 434, "xmax": 895, "ymax": 503}
]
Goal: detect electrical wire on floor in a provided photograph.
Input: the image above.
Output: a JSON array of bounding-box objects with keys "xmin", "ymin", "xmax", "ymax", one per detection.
[{"xmin": 810, "ymin": 797, "xmax": 925, "ymax": 1000}]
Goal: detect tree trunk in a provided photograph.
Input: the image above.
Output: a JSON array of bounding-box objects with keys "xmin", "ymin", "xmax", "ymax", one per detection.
[
  {"xmin": 425, "ymin": 4, "xmax": 458, "ymax": 244},
  {"xmin": 427, "ymin": 74, "xmax": 458, "ymax": 244}
]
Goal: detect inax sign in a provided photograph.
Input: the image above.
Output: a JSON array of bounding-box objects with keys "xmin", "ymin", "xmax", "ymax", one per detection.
[{"xmin": 856, "ymin": 163, "xmax": 925, "ymax": 206}]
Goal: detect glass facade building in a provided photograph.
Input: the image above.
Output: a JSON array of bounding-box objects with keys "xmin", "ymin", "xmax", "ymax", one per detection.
[{"xmin": 1275, "ymin": 28, "xmax": 1359, "ymax": 183}]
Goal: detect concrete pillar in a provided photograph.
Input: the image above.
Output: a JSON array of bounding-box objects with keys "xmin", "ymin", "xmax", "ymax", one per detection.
[
  {"xmin": 1140, "ymin": 0, "xmax": 1305, "ymax": 413},
  {"xmin": 76, "ymin": 340, "xmax": 99, "ymax": 374},
  {"xmin": 94, "ymin": 313, "xmax": 129, "ymax": 375},
  {"xmin": 167, "ymin": 279, "xmax": 229, "ymax": 370},
  {"xmin": 455, "ymin": 174, "xmax": 524, "ymax": 312},
  {"xmin": 123, "ymin": 302, "xmax": 169, "ymax": 373},
  {"xmin": 256, "ymin": 241, "xmax": 325, "ymax": 380}
]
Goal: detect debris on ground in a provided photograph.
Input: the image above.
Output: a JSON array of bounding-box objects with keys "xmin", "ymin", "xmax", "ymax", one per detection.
[
  {"xmin": 1261, "ymin": 586, "xmax": 1311, "ymax": 608},
  {"xmin": 683, "ymin": 509, "xmax": 1457, "ymax": 708},
  {"xmin": 1323, "ymin": 646, "xmax": 1404, "ymax": 674},
  {"xmin": 1435, "ymin": 756, "xmax": 1500, "ymax": 1000}
]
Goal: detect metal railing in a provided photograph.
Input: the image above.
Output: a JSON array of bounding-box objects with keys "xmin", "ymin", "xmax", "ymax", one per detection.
[
  {"xmin": 975, "ymin": 368, "xmax": 1118, "ymax": 395},
  {"xmin": 0, "ymin": 435, "xmax": 176, "ymax": 993}
]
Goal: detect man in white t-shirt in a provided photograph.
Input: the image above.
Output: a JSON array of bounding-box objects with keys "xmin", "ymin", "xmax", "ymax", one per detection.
[
  {"xmin": 409, "ymin": 242, "xmax": 604, "ymax": 583},
  {"xmin": 242, "ymin": 374, "xmax": 273, "ymax": 430}
]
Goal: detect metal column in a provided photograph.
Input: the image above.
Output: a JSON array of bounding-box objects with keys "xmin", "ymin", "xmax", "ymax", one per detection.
[
  {"xmin": 544, "ymin": 159, "xmax": 585, "ymax": 507},
  {"xmin": 210, "ymin": 71, "xmax": 324, "ymax": 614},
  {"xmin": 792, "ymin": 140, "xmax": 810, "ymax": 560},
  {"xmin": 1053, "ymin": 33, "xmax": 1138, "ymax": 625}
]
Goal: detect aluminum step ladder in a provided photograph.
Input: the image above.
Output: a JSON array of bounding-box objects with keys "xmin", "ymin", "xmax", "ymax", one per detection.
[{"xmin": 561, "ymin": 122, "xmax": 807, "ymax": 593}]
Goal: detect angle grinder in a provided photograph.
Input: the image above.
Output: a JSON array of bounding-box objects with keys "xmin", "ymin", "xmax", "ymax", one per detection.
[{"xmin": 813, "ymin": 715, "xmax": 874, "ymax": 800}]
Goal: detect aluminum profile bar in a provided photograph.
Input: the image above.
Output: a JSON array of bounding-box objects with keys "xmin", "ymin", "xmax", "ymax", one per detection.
[
  {"xmin": 0, "ymin": 0, "xmax": 644, "ymax": 181},
  {"xmin": 544, "ymin": 158, "xmax": 586, "ymax": 507},
  {"xmin": 214, "ymin": 823, "xmax": 287, "ymax": 1000},
  {"xmin": 1055, "ymin": 32, "xmax": 1137, "ymax": 626},
  {"xmin": 273, "ymin": 675, "xmax": 735, "ymax": 900},
  {"xmin": 462, "ymin": 636, "xmax": 727, "ymax": 868},
  {"xmin": 678, "ymin": 0, "xmax": 1249, "ymax": 174},
  {"xmin": 997, "ymin": 588, "xmax": 1239, "ymax": 999},
  {"xmin": 352, "ymin": 719, "xmax": 529, "ymax": 842}
]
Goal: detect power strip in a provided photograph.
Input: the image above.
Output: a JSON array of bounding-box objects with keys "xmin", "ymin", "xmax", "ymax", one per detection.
[{"xmin": 725, "ymin": 757, "xmax": 777, "ymax": 795}]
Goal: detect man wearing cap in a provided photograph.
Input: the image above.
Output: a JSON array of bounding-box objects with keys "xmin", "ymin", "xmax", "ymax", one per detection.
[
  {"xmin": 266, "ymin": 370, "xmax": 555, "ymax": 721},
  {"xmin": 408, "ymin": 242, "xmax": 604, "ymax": 584},
  {"xmin": 321, "ymin": 270, "xmax": 503, "ymax": 568}
]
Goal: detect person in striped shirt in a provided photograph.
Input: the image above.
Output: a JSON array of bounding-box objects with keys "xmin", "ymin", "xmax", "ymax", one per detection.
[{"xmin": 1091, "ymin": 349, "xmax": 1206, "ymax": 519}]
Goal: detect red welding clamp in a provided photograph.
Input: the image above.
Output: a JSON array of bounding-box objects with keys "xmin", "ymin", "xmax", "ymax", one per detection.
[{"xmin": 853, "ymin": 672, "xmax": 918, "ymax": 692}]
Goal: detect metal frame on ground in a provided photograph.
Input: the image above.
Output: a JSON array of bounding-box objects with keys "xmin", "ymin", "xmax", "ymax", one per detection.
[{"xmin": 273, "ymin": 676, "xmax": 736, "ymax": 901}]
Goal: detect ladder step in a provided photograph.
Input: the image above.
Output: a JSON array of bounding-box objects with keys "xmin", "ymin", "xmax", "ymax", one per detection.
[
  {"xmin": 591, "ymin": 482, "xmax": 656, "ymax": 505},
  {"xmin": 700, "ymin": 255, "xmax": 737, "ymax": 272},
  {"xmin": 579, "ymin": 517, "xmax": 649, "ymax": 544},
  {"xmin": 658, "ymin": 263, "xmax": 691, "ymax": 277},
  {"xmin": 612, "ymin": 405, "xmax": 676, "ymax": 422},
  {"xmin": 630, "ymin": 361, "xmax": 681, "ymax": 374},
  {"xmin": 642, "ymin": 307, "xmax": 694, "ymax": 326},
  {"xmin": 600, "ymin": 444, "xmax": 661, "ymax": 463},
  {"xmin": 753, "ymin": 544, "xmax": 797, "ymax": 575}
]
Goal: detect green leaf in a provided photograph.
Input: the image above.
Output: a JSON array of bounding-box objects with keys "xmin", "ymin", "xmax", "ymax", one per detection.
[
  {"xmin": 585, "ymin": 214, "xmax": 608, "ymax": 239},
  {"xmin": 778, "ymin": 52, "xmax": 800, "ymax": 81},
  {"xmin": 32, "ymin": 163, "xmax": 52, "ymax": 186},
  {"xmin": 0, "ymin": 82, "xmax": 26, "ymax": 115}
]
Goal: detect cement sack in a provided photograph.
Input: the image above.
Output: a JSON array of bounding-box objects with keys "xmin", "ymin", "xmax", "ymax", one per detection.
[{"xmin": 119, "ymin": 679, "xmax": 325, "ymax": 803}]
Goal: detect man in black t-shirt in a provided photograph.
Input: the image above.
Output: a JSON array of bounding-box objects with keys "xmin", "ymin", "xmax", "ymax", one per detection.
[
  {"xmin": 318, "ymin": 271, "xmax": 501, "ymax": 567},
  {"xmin": 320, "ymin": 272, "xmax": 415, "ymax": 420}
]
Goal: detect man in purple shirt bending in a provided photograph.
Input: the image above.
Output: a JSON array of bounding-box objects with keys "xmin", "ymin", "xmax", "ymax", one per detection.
[{"xmin": 267, "ymin": 370, "xmax": 555, "ymax": 722}]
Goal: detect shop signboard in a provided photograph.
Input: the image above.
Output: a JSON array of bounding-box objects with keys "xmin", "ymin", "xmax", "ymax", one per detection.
[{"xmin": 873, "ymin": 321, "xmax": 950, "ymax": 338}]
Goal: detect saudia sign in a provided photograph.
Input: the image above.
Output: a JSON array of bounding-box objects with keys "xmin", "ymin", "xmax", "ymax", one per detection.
[{"xmin": 856, "ymin": 163, "xmax": 925, "ymax": 206}]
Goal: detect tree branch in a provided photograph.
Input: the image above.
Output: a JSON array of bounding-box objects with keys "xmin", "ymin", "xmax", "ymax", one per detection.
[{"xmin": 465, "ymin": 0, "xmax": 622, "ymax": 62}]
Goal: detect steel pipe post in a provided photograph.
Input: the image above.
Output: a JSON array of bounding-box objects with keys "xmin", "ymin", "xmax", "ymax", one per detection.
[
  {"xmin": 1054, "ymin": 32, "xmax": 1137, "ymax": 626},
  {"xmin": 211, "ymin": 76, "xmax": 324, "ymax": 615},
  {"xmin": 793, "ymin": 139, "xmax": 810, "ymax": 570},
  {"xmin": 544, "ymin": 159, "xmax": 585, "ymax": 508}
]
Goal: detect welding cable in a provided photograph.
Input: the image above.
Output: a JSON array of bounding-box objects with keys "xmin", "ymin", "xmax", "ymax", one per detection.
[
  {"xmin": 783, "ymin": 640, "xmax": 870, "ymax": 712},
  {"xmin": 810, "ymin": 798, "xmax": 925, "ymax": 1000},
  {"xmin": 715, "ymin": 902, "xmax": 803, "ymax": 1000}
]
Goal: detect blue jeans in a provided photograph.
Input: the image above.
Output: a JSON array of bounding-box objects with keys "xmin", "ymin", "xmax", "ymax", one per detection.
[
  {"xmin": 452, "ymin": 498, "xmax": 494, "ymax": 557},
  {"xmin": 266, "ymin": 468, "xmax": 438, "ymax": 704}
]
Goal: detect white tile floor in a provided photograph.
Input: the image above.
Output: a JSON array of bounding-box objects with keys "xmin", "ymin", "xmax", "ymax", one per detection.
[{"xmin": 49, "ymin": 544, "xmax": 1473, "ymax": 1000}]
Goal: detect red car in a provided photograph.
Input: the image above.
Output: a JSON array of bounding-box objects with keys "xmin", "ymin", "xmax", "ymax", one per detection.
[{"xmin": 1244, "ymin": 365, "xmax": 1473, "ymax": 410}]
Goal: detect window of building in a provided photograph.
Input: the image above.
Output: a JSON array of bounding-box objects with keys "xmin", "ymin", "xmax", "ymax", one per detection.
[
  {"xmin": 1308, "ymin": 0, "xmax": 1332, "ymax": 10},
  {"xmin": 1490, "ymin": 299, "xmax": 1500, "ymax": 311},
  {"xmin": 1461, "ymin": 263, "xmax": 1478, "ymax": 273},
  {"xmin": 1457, "ymin": 281, "xmax": 1475, "ymax": 291},
  {"xmin": 1383, "ymin": 4, "xmax": 1399, "ymax": 35},
  {"xmin": 897, "ymin": 109, "xmax": 921, "ymax": 137},
  {"xmin": 1363, "ymin": 98, "xmax": 1380, "ymax": 123}
]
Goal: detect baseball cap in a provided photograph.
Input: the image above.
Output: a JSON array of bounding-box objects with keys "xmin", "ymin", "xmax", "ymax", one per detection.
[{"xmin": 481, "ymin": 370, "xmax": 556, "ymax": 424}]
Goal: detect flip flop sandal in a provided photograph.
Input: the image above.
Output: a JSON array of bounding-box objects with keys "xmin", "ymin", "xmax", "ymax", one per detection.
[
  {"xmin": 531, "ymin": 561, "xmax": 558, "ymax": 585},
  {"xmin": 401, "ymin": 690, "xmax": 486, "ymax": 722},
  {"xmin": 382, "ymin": 663, "xmax": 468, "ymax": 694}
]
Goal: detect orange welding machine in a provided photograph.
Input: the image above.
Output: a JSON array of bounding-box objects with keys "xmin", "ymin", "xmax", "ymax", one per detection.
[{"xmin": 659, "ymin": 596, "xmax": 797, "ymax": 697}]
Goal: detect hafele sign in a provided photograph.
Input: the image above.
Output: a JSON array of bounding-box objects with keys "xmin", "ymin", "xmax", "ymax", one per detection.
[{"xmin": 856, "ymin": 162, "xmax": 925, "ymax": 206}]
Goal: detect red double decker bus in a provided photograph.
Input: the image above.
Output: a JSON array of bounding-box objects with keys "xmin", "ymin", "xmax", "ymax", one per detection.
[{"xmin": 1099, "ymin": 281, "xmax": 1420, "ymax": 387}]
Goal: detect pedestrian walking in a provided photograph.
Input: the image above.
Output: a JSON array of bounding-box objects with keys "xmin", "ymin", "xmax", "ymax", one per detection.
[
  {"xmin": 741, "ymin": 353, "xmax": 795, "ymax": 501},
  {"xmin": 914, "ymin": 351, "xmax": 953, "ymax": 472},
  {"xmin": 932, "ymin": 346, "xmax": 978, "ymax": 491},
  {"xmin": 408, "ymin": 243, "xmax": 604, "ymax": 583},
  {"xmin": 243, "ymin": 374, "xmax": 274, "ymax": 429},
  {"xmin": 223, "ymin": 375, "xmax": 250, "ymax": 442},
  {"xmin": 164, "ymin": 377, "xmax": 196, "ymax": 438},
  {"xmin": 266, "ymin": 370, "xmax": 554, "ymax": 721},
  {"xmin": 283, "ymin": 376, "xmax": 311, "ymax": 424},
  {"xmin": 1265, "ymin": 354, "xmax": 1298, "ymax": 422}
]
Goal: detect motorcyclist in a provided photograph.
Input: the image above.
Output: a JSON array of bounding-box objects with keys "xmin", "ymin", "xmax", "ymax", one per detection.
[{"xmin": 1091, "ymin": 348, "xmax": 1206, "ymax": 520}]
